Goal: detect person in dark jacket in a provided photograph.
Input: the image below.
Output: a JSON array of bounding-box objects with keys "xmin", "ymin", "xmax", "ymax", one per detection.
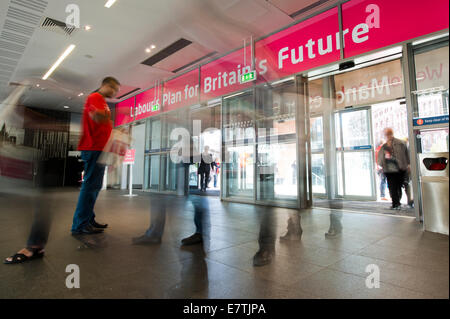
[{"xmin": 198, "ymin": 146, "xmax": 213, "ymax": 192}]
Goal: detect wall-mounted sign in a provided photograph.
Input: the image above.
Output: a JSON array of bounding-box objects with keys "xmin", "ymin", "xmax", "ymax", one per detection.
[
  {"xmin": 342, "ymin": 0, "xmax": 449, "ymax": 58},
  {"xmin": 240, "ymin": 70, "xmax": 257, "ymax": 84},
  {"xmin": 114, "ymin": 0, "xmax": 449, "ymax": 125},
  {"xmin": 134, "ymin": 86, "xmax": 161, "ymax": 121},
  {"xmin": 163, "ymin": 68, "xmax": 199, "ymax": 112},
  {"xmin": 123, "ymin": 149, "xmax": 135, "ymax": 164},
  {"xmin": 413, "ymin": 115, "xmax": 449, "ymax": 127},
  {"xmin": 114, "ymin": 96, "xmax": 135, "ymax": 127}
]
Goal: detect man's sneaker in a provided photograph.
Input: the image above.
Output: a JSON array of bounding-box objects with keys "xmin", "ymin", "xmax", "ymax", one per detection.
[
  {"xmin": 72, "ymin": 224, "xmax": 104, "ymax": 235},
  {"xmin": 181, "ymin": 233, "xmax": 203, "ymax": 246}
]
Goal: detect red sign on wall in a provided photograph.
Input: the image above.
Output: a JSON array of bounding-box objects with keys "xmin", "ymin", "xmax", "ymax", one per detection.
[
  {"xmin": 342, "ymin": 0, "xmax": 450, "ymax": 58},
  {"xmin": 114, "ymin": 96, "xmax": 134, "ymax": 127},
  {"xmin": 134, "ymin": 86, "xmax": 161, "ymax": 121},
  {"xmin": 163, "ymin": 68, "xmax": 200, "ymax": 112},
  {"xmin": 255, "ymin": 7, "xmax": 340, "ymax": 83}
]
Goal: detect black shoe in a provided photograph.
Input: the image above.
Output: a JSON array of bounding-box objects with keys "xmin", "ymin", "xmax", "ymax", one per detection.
[
  {"xmin": 132, "ymin": 235, "xmax": 161, "ymax": 245},
  {"xmin": 72, "ymin": 224, "xmax": 104, "ymax": 235},
  {"xmin": 181, "ymin": 233, "xmax": 203, "ymax": 246},
  {"xmin": 90, "ymin": 220, "xmax": 108, "ymax": 229}
]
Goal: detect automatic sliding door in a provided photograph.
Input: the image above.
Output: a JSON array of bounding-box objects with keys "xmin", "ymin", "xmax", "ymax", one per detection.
[{"xmin": 335, "ymin": 108, "xmax": 376, "ymax": 199}]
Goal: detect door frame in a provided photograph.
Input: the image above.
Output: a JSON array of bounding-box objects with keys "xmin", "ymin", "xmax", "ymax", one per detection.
[{"xmin": 334, "ymin": 106, "xmax": 377, "ymax": 201}]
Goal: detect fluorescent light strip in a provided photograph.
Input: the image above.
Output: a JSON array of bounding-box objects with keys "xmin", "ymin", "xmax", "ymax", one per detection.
[
  {"xmin": 105, "ymin": 0, "xmax": 117, "ymax": 8},
  {"xmin": 42, "ymin": 44, "xmax": 76, "ymax": 80}
]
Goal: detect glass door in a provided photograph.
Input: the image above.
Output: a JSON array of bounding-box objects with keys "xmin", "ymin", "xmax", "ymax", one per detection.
[
  {"xmin": 222, "ymin": 91, "xmax": 255, "ymax": 200},
  {"xmin": 310, "ymin": 115, "xmax": 326, "ymax": 195},
  {"xmin": 335, "ymin": 108, "xmax": 376, "ymax": 199}
]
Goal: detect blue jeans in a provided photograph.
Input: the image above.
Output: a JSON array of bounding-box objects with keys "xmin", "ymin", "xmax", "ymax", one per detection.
[
  {"xmin": 71, "ymin": 151, "xmax": 105, "ymax": 232},
  {"xmin": 379, "ymin": 171, "xmax": 387, "ymax": 197}
]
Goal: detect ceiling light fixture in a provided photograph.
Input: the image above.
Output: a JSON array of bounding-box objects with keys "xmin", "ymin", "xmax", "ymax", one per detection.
[
  {"xmin": 78, "ymin": 93, "xmax": 84, "ymax": 97},
  {"xmin": 42, "ymin": 44, "xmax": 76, "ymax": 80},
  {"xmin": 105, "ymin": 0, "xmax": 117, "ymax": 8},
  {"xmin": 84, "ymin": 25, "xmax": 92, "ymax": 31},
  {"xmin": 145, "ymin": 48, "xmax": 151, "ymax": 53},
  {"xmin": 63, "ymin": 106, "xmax": 70, "ymax": 109},
  {"xmin": 151, "ymin": 45, "xmax": 156, "ymax": 49}
]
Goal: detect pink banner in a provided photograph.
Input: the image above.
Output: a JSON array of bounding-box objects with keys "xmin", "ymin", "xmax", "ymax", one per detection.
[
  {"xmin": 114, "ymin": 0, "xmax": 449, "ymax": 125},
  {"xmin": 200, "ymin": 48, "xmax": 255, "ymax": 102},
  {"xmin": 114, "ymin": 96, "xmax": 134, "ymax": 127},
  {"xmin": 134, "ymin": 86, "xmax": 161, "ymax": 121},
  {"xmin": 163, "ymin": 68, "xmax": 199, "ymax": 112},
  {"xmin": 342, "ymin": 0, "xmax": 449, "ymax": 58},
  {"xmin": 255, "ymin": 8, "xmax": 340, "ymax": 83}
]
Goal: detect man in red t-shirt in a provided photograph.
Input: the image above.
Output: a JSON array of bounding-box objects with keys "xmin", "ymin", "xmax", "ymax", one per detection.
[{"xmin": 71, "ymin": 77, "xmax": 120, "ymax": 235}]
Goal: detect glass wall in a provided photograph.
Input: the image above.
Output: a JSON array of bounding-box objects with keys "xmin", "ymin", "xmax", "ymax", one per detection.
[
  {"xmin": 256, "ymin": 81, "xmax": 298, "ymax": 204},
  {"xmin": 144, "ymin": 117, "xmax": 161, "ymax": 191},
  {"xmin": 413, "ymin": 40, "xmax": 449, "ymax": 154},
  {"xmin": 222, "ymin": 91, "xmax": 255, "ymax": 199}
]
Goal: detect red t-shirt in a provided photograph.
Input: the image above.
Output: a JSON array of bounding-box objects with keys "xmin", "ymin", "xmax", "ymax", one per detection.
[{"xmin": 78, "ymin": 92, "xmax": 113, "ymax": 151}]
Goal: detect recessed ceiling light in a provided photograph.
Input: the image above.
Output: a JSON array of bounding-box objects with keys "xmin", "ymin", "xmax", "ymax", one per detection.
[
  {"xmin": 63, "ymin": 106, "xmax": 70, "ymax": 109},
  {"xmin": 84, "ymin": 25, "xmax": 92, "ymax": 31},
  {"xmin": 145, "ymin": 48, "xmax": 151, "ymax": 53},
  {"xmin": 105, "ymin": 0, "xmax": 117, "ymax": 8},
  {"xmin": 151, "ymin": 45, "xmax": 156, "ymax": 49},
  {"xmin": 36, "ymin": 84, "xmax": 40, "ymax": 87},
  {"xmin": 78, "ymin": 93, "xmax": 84, "ymax": 97},
  {"xmin": 42, "ymin": 44, "xmax": 76, "ymax": 80}
]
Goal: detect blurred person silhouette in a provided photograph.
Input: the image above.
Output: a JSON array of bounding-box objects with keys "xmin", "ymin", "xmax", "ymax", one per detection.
[
  {"xmin": 2, "ymin": 84, "xmax": 52, "ymax": 264},
  {"xmin": 401, "ymin": 137, "xmax": 414, "ymax": 208},
  {"xmin": 377, "ymin": 128, "xmax": 410, "ymax": 210},
  {"xmin": 375, "ymin": 140, "xmax": 388, "ymax": 201},
  {"xmin": 71, "ymin": 77, "xmax": 120, "ymax": 235},
  {"xmin": 211, "ymin": 157, "xmax": 220, "ymax": 188},
  {"xmin": 198, "ymin": 145, "xmax": 213, "ymax": 192},
  {"xmin": 132, "ymin": 193, "xmax": 167, "ymax": 245},
  {"xmin": 181, "ymin": 192, "xmax": 211, "ymax": 246},
  {"xmin": 279, "ymin": 211, "xmax": 302, "ymax": 242},
  {"xmin": 165, "ymin": 244, "xmax": 209, "ymax": 298},
  {"xmin": 253, "ymin": 206, "xmax": 277, "ymax": 267},
  {"xmin": 325, "ymin": 211, "xmax": 343, "ymax": 238}
]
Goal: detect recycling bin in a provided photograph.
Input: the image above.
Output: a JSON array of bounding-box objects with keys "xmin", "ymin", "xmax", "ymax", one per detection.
[{"xmin": 418, "ymin": 152, "xmax": 449, "ymax": 235}]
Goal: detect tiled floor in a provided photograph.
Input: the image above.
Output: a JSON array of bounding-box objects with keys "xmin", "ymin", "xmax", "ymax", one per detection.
[{"xmin": 0, "ymin": 189, "xmax": 448, "ymax": 299}]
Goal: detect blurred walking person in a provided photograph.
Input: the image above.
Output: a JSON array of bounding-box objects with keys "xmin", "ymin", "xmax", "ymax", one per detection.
[
  {"xmin": 375, "ymin": 140, "xmax": 388, "ymax": 201},
  {"xmin": 71, "ymin": 77, "xmax": 120, "ymax": 235}
]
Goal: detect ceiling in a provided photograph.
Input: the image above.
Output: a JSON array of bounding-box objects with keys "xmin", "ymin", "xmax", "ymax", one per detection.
[{"xmin": 0, "ymin": 0, "xmax": 339, "ymax": 114}]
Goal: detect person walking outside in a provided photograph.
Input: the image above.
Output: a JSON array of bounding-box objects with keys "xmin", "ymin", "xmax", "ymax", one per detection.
[
  {"xmin": 71, "ymin": 77, "xmax": 120, "ymax": 235},
  {"xmin": 198, "ymin": 146, "xmax": 213, "ymax": 192},
  {"xmin": 375, "ymin": 140, "xmax": 388, "ymax": 201},
  {"xmin": 377, "ymin": 128, "xmax": 410, "ymax": 210}
]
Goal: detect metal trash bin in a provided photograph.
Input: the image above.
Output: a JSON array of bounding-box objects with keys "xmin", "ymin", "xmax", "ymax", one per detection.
[{"xmin": 418, "ymin": 152, "xmax": 449, "ymax": 235}]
